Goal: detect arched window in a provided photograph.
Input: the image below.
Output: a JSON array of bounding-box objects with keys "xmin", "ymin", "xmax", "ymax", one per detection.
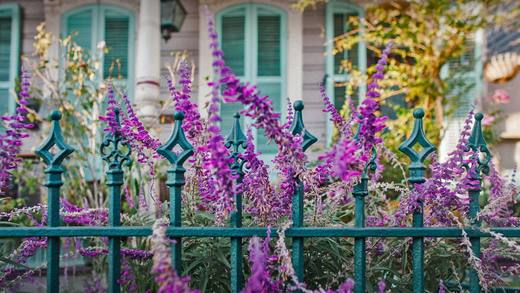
[
  {"xmin": 217, "ymin": 4, "xmax": 287, "ymax": 155},
  {"xmin": 62, "ymin": 4, "xmax": 135, "ymax": 91},
  {"xmin": 325, "ymin": 1, "xmax": 366, "ymax": 144},
  {"xmin": 0, "ymin": 4, "xmax": 20, "ymax": 117}
]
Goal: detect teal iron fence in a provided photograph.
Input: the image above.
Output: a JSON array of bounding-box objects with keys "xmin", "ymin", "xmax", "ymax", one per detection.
[{"xmin": 1, "ymin": 102, "xmax": 520, "ymax": 293}]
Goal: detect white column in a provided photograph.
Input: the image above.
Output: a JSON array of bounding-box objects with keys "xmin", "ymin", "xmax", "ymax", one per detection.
[{"xmin": 135, "ymin": 0, "xmax": 161, "ymax": 127}]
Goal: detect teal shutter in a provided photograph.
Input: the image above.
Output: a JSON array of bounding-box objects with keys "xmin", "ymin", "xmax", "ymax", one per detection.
[
  {"xmin": 0, "ymin": 15, "xmax": 12, "ymax": 117},
  {"xmin": 218, "ymin": 5, "xmax": 285, "ymax": 155},
  {"xmin": 103, "ymin": 9, "xmax": 130, "ymax": 79},
  {"xmin": 256, "ymin": 11, "xmax": 283, "ymax": 154},
  {"xmin": 332, "ymin": 11, "xmax": 360, "ymax": 107},
  {"xmin": 257, "ymin": 15, "xmax": 281, "ymax": 76},
  {"xmin": 440, "ymin": 35, "xmax": 482, "ymax": 158},
  {"xmin": 0, "ymin": 4, "xmax": 20, "ymax": 118},
  {"xmin": 220, "ymin": 11, "xmax": 246, "ymax": 135},
  {"xmin": 0, "ymin": 15, "xmax": 11, "ymax": 82},
  {"xmin": 66, "ymin": 9, "xmax": 93, "ymax": 51}
]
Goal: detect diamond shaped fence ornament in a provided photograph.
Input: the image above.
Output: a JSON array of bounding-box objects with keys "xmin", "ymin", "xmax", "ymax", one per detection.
[
  {"xmin": 157, "ymin": 111, "xmax": 194, "ymax": 170},
  {"xmin": 225, "ymin": 112, "xmax": 247, "ymax": 176},
  {"xmin": 100, "ymin": 108, "xmax": 132, "ymax": 171},
  {"xmin": 466, "ymin": 112, "xmax": 492, "ymax": 176},
  {"xmin": 36, "ymin": 110, "xmax": 75, "ymax": 170},
  {"xmin": 290, "ymin": 100, "xmax": 318, "ymax": 152},
  {"xmin": 399, "ymin": 108, "xmax": 436, "ymax": 183}
]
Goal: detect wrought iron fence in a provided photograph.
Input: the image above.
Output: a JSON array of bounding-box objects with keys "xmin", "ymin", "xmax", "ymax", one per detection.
[{"xmin": 1, "ymin": 101, "xmax": 520, "ymax": 293}]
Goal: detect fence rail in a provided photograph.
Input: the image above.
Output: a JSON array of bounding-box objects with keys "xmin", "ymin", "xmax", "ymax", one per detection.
[{"xmin": 1, "ymin": 102, "xmax": 520, "ymax": 293}]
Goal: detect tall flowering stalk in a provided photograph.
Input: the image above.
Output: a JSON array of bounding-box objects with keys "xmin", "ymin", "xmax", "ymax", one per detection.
[
  {"xmin": 167, "ymin": 61, "xmax": 203, "ymax": 142},
  {"xmin": 206, "ymin": 15, "xmax": 306, "ymax": 218},
  {"xmin": 319, "ymin": 42, "xmax": 392, "ymax": 183},
  {"xmin": 151, "ymin": 218, "xmax": 198, "ymax": 293},
  {"xmin": 0, "ymin": 68, "xmax": 34, "ymax": 194},
  {"xmin": 242, "ymin": 130, "xmax": 283, "ymax": 225},
  {"xmin": 194, "ymin": 16, "xmax": 248, "ymax": 224}
]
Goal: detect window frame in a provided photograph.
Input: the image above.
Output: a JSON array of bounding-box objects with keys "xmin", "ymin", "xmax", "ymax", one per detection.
[
  {"xmin": 325, "ymin": 0, "xmax": 366, "ymax": 146},
  {"xmin": 216, "ymin": 3, "xmax": 287, "ymax": 156},
  {"xmin": 60, "ymin": 4, "xmax": 135, "ymax": 97},
  {"xmin": 0, "ymin": 3, "xmax": 21, "ymax": 115}
]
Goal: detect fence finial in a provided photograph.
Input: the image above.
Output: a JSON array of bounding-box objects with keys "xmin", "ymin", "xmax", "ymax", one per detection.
[
  {"xmin": 100, "ymin": 107, "xmax": 132, "ymax": 171},
  {"xmin": 290, "ymin": 100, "xmax": 318, "ymax": 151},
  {"xmin": 225, "ymin": 113, "xmax": 247, "ymax": 177},
  {"xmin": 157, "ymin": 111, "xmax": 194, "ymax": 169},
  {"xmin": 467, "ymin": 112, "xmax": 491, "ymax": 176},
  {"xmin": 399, "ymin": 108, "xmax": 435, "ymax": 183},
  {"xmin": 36, "ymin": 110, "xmax": 75, "ymax": 170}
]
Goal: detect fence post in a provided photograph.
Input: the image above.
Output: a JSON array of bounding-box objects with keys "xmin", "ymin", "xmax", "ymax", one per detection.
[
  {"xmin": 157, "ymin": 111, "xmax": 194, "ymax": 274},
  {"xmin": 225, "ymin": 113, "xmax": 247, "ymax": 293},
  {"xmin": 465, "ymin": 113, "xmax": 491, "ymax": 293},
  {"xmin": 399, "ymin": 109, "xmax": 435, "ymax": 293},
  {"xmin": 36, "ymin": 110, "xmax": 74, "ymax": 293},
  {"xmin": 100, "ymin": 108, "xmax": 132, "ymax": 293},
  {"xmin": 289, "ymin": 100, "xmax": 318, "ymax": 284},
  {"xmin": 352, "ymin": 144, "xmax": 376, "ymax": 293}
]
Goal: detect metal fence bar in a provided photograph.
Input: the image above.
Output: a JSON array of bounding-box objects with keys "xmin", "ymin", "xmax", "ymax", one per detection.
[
  {"xmin": 466, "ymin": 113, "xmax": 491, "ymax": 293},
  {"xmin": 3, "ymin": 226, "xmax": 520, "ymax": 238},
  {"xmin": 399, "ymin": 109, "xmax": 436, "ymax": 293},
  {"xmin": 157, "ymin": 111, "xmax": 194, "ymax": 274},
  {"xmin": 36, "ymin": 111, "xmax": 74, "ymax": 293},
  {"xmin": 353, "ymin": 157, "xmax": 374, "ymax": 293},
  {"xmin": 289, "ymin": 101, "xmax": 318, "ymax": 285},
  {"xmin": 100, "ymin": 108, "xmax": 131, "ymax": 293},
  {"xmin": 225, "ymin": 113, "xmax": 247, "ymax": 293}
]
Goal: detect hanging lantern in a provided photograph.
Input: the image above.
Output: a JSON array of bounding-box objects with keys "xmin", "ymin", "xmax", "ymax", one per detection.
[{"xmin": 161, "ymin": 0, "xmax": 187, "ymax": 42}]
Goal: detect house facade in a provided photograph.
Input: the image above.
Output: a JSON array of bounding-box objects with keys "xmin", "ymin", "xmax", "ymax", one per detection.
[{"xmin": 0, "ymin": 0, "xmax": 519, "ymax": 173}]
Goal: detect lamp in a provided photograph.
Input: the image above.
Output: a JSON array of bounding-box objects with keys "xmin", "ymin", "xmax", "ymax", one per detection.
[{"xmin": 161, "ymin": 0, "xmax": 187, "ymax": 42}]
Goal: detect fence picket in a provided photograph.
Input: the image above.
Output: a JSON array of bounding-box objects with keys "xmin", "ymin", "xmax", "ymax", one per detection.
[
  {"xmin": 157, "ymin": 111, "xmax": 194, "ymax": 274},
  {"xmin": 36, "ymin": 110, "xmax": 75, "ymax": 293},
  {"xmin": 399, "ymin": 109, "xmax": 436, "ymax": 293},
  {"xmin": 100, "ymin": 108, "xmax": 132, "ymax": 293}
]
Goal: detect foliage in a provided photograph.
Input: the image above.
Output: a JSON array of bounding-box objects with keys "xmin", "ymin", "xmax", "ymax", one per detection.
[
  {"xmin": 0, "ymin": 11, "xmax": 520, "ymax": 293},
  {"xmin": 321, "ymin": 0, "xmax": 519, "ymax": 150}
]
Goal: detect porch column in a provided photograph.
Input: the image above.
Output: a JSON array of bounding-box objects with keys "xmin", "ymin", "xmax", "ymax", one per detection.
[{"xmin": 135, "ymin": 0, "xmax": 161, "ymax": 127}]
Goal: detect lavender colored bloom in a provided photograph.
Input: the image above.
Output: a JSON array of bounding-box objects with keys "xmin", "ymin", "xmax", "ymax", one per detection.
[
  {"xmin": 0, "ymin": 67, "xmax": 34, "ymax": 193},
  {"xmin": 151, "ymin": 219, "xmax": 198, "ymax": 293},
  {"xmin": 206, "ymin": 15, "xmax": 307, "ymax": 218},
  {"xmin": 167, "ymin": 61, "xmax": 203, "ymax": 141}
]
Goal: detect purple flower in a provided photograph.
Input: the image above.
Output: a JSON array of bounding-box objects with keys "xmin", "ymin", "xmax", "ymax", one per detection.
[
  {"xmin": 151, "ymin": 218, "xmax": 198, "ymax": 293},
  {"xmin": 0, "ymin": 67, "xmax": 34, "ymax": 194}
]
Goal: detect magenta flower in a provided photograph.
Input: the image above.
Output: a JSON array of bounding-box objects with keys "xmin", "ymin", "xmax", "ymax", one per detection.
[
  {"xmin": 489, "ymin": 89, "xmax": 511, "ymax": 104},
  {"xmin": 0, "ymin": 67, "xmax": 34, "ymax": 194}
]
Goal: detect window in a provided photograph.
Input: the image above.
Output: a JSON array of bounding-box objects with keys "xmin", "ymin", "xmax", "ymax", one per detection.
[
  {"xmin": 325, "ymin": 1, "xmax": 366, "ymax": 145},
  {"xmin": 439, "ymin": 30, "xmax": 483, "ymax": 159},
  {"xmin": 0, "ymin": 4, "xmax": 21, "ymax": 117},
  {"xmin": 218, "ymin": 4, "xmax": 287, "ymax": 155},
  {"xmin": 62, "ymin": 5, "xmax": 135, "ymax": 92}
]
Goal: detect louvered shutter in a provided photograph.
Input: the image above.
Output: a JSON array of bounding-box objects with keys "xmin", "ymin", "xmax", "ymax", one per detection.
[
  {"xmin": 66, "ymin": 9, "xmax": 93, "ymax": 51},
  {"xmin": 220, "ymin": 12, "xmax": 246, "ymax": 135},
  {"xmin": 440, "ymin": 38, "xmax": 480, "ymax": 159},
  {"xmin": 0, "ymin": 15, "xmax": 12, "ymax": 117},
  {"xmin": 103, "ymin": 9, "xmax": 130, "ymax": 79},
  {"xmin": 332, "ymin": 11, "xmax": 360, "ymax": 110},
  {"xmin": 256, "ymin": 11, "xmax": 282, "ymax": 154}
]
